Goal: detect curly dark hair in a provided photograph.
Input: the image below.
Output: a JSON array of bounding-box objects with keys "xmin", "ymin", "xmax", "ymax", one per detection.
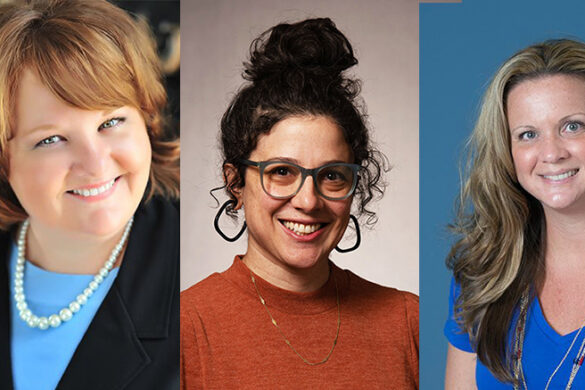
[{"xmin": 217, "ymin": 17, "xmax": 387, "ymax": 226}]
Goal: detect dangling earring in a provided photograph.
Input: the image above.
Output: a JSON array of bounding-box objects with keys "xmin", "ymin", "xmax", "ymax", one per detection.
[
  {"xmin": 214, "ymin": 200, "xmax": 247, "ymax": 242},
  {"xmin": 335, "ymin": 215, "xmax": 361, "ymax": 253}
]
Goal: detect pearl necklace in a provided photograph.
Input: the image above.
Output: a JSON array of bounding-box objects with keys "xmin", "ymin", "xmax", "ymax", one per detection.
[
  {"xmin": 513, "ymin": 289, "xmax": 585, "ymax": 389},
  {"xmin": 13, "ymin": 217, "xmax": 133, "ymax": 330}
]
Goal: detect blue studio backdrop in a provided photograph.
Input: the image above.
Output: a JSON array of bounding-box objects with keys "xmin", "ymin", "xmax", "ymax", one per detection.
[{"xmin": 420, "ymin": 0, "xmax": 585, "ymax": 387}]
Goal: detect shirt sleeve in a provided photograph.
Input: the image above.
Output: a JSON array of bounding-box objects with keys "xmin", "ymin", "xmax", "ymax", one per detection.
[{"xmin": 443, "ymin": 276, "xmax": 474, "ymax": 353}]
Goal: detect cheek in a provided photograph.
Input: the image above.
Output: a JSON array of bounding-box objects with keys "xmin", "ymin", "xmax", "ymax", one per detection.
[
  {"xmin": 113, "ymin": 130, "xmax": 152, "ymax": 178},
  {"xmin": 511, "ymin": 146, "xmax": 533, "ymax": 178},
  {"xmin": 9, "ymin": 153, "xmax": 68, "ymax": 205}
]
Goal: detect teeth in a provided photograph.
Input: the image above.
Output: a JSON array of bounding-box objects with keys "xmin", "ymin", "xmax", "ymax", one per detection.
[
  {"xmin": 282, "ymin": 221, "xmax": 321, "ymax": 236},
  {"xmin": 71, "ymin": 179, "xmax": 116, "ymax": 197},
  {"xmin": 543, "ymin": 170, "xmax": 578, "ymax": 181}
]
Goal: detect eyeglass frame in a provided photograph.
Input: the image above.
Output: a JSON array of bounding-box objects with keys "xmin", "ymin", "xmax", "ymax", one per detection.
[{"xmin": 240, "ymin": 159, "xmax": 361, "ymax": 201}]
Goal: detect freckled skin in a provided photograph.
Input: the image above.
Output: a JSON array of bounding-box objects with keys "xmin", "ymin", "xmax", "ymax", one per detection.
[{"xmin": 508, "ymin": 75, "xmax": 585, "ymax": 215}]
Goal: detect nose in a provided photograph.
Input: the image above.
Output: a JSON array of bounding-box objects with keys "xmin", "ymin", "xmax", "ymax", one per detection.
[
  {"xmin": 541, "ymin": 134, "xmax": 569, "ymax": 163},
  {"xmin": 290, "ymin": 175, "xmax": 323, "ymax": 211},
  {"xmin": 71, "ymin": 136, "xmax": 109, "ymax": 177}
]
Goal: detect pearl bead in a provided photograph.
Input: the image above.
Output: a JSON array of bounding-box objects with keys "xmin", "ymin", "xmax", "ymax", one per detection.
[
  {"xmin": 83, "ymin": 288, "xmax": 93, "ymax": 297},
  {"xmin": 14, "ymin": 293, "xmax": 25, "ymax": 303},
  {"xmin": 14, "ymin": 279, "xmax": 23, "ymax": 287},
  {"xmin": 69, "ymin": 302, "xmax": 81, "ymax": 313},
  {"xmin": 99, "ymin": 269, "xmax": 108, "ymax": 277},
  {"xmin": 48, "ymin": 314, "xmax": 61, "ymax": 328},
  {"xmin": 38, "ymin": 317, "xmax": 49, "ymax": 330},
  {"xmin": 19, "ymin": 309, "xmax": 31, "ymax": 321},
  {"xmin": 14, "ymin": 285, "xmax": 23, "ymax": 294},
  {"xmin": 16, "ymin": 301, "xmax": 27, "ymax": 311},
  {"xmin": 76, "ymin": 294, "xmax": 87, "ymax": 305},
  {"xmin": 89, "ymin": 281, "xmax": 98, "ymax": 290},
  {"xmin": 15, "ymin": 271, "xmax": 23, "ymax": 279},
  {"xmin": 27, "ymin": 316, "xmax": 39, "ymax": 328},
  {"xmin": 59, "ymin": 308, "xmax": 73, "ymax": 322},
  {"xmin": 16, "ymin": 264, "xmax": 24, "ymax": 272}
]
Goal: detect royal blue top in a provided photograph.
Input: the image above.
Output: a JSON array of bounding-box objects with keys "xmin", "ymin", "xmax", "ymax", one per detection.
[
  {"xmin": 9, "ymin": 242, "xmax": 119, "ymax": 390},
  {"xmin": 445, "ymin": 278, "xmax": 585, "ymax": 389}
]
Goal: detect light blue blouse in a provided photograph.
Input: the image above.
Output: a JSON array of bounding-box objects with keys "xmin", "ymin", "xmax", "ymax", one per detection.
[{"xmin": 9, "ymin": 242, "xmax": 119, "ymax": 390}]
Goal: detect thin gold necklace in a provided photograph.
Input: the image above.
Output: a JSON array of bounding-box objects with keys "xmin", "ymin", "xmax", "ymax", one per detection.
[{"xmin": 249, "ymin": 270, "xmax": 340, "ymax": 365}]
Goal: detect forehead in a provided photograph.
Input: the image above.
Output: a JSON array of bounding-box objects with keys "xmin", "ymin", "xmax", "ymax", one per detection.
[
  {"xmin": 251, "ymin": 115, "xmax": 352, "ymax": 164},
  {"xmin": 14, "ymin": 70, "xmax": 107, "ymax": 137},
  {"xmin": 507, "ymin": 74, "xmax": 585, "ymax": 126}
]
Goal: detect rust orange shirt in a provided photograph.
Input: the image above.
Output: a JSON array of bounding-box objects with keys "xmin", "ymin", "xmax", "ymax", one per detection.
[{"xmin": 181, "ymin": 257, "xmax": 418, "ymax": 389}]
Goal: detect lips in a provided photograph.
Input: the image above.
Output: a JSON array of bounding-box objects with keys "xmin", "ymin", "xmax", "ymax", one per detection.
[
  {"xmin": 541, "ymin": 169, "xmax": 579, "ymax": 181},
  {"xmin": 68, "ymin": 177, "xmax": 119, "ymax": 197}
]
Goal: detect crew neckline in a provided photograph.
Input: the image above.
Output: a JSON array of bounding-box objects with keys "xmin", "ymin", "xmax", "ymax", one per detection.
[{"xmin": 221, "ymin": 256, "xmax": 347, "ymax": 316}]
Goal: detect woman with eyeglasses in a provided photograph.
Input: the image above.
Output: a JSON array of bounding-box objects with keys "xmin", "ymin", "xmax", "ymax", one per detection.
[
  {"xmin": 180, "ymin": 18, "xmax": 418, "ymax": 389},
  {"xmin": 0, "ymin": 1, "xmax": 179, "ymax": 388}
]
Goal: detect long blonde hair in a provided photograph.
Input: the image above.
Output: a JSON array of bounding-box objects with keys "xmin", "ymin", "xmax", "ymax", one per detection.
[
  {"xmin": 0, "ymin": 0, "xmax": 179, "ymax": 229},
  {"xmin": 448, "ymin": 39, "xmax": 585, "ymax": 382}
]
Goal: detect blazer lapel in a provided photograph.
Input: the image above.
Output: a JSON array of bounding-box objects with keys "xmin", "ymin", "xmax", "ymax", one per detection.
[
  {"xmin": 57, "ymin": 286, "xmax": 150, "ymax": 390},
  {"xmin": 57, "ymin": 197, "xmax": 177, "ymax": 389}
]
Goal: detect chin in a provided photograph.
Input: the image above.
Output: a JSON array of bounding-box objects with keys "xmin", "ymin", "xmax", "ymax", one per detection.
[
  {"xmin": 281, "ymin": 250, "xmax": 328, "ymax": 270},
  {"xmin": 73, "ymin": 210, "xmax": 132, "ymax": 238}
]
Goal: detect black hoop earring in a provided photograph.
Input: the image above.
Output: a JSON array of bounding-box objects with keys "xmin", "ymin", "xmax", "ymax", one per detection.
[
  {"xmin": 214, "ymin": 200, "xmax": 247, "ymax": 242},
  {"xmin": 335, "ymin": 214, "xmax": 361, "ymax": 253}
]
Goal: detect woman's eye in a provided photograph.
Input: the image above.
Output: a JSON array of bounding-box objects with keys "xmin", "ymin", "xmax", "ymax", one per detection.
[
  {"xmin": 99, "ymin": 117, "xmax": 125, "ymax": 130},
  {"xmin": 565, "ymin": 121, "xmax": 582, "ymax": 133},
  {"xmin": 519, "ymin": 130, "xmax": 536, "ymax": 141},
  {"xmin": 274, "ymin": 167, "xmax": 290, "ymax": 176},
  {"xmin": 35, "ymin": 135, "xmax": 63, "ymax": 147}
]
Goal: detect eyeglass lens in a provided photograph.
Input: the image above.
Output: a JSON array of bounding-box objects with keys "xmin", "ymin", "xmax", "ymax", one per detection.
[{"xmin": 262, "ymin": 162, "xmax": 355, "ymax": 199}]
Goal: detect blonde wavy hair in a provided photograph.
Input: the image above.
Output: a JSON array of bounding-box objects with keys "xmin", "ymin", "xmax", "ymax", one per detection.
[
  {"xmin": 448, "ymin": 38, "xmax": 585, "ymax": 383},
  {"xmin": 0, "ymin": 0, "xmax": 180, "ymax": 230}
]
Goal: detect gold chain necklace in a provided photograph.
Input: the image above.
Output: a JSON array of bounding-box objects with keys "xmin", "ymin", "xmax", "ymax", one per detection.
[{"xmin": 249, "ymin": 270, "xmax": 340, "ymax": 365}]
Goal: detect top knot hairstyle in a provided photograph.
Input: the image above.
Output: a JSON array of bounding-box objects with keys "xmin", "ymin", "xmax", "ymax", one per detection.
[
  {"xmin": 220, "ymin": 18, "xmax": 387, "ymax": 225},
  {"xmin": 0, "ymin": 0, "xmax": 179, "ymax": 230}
]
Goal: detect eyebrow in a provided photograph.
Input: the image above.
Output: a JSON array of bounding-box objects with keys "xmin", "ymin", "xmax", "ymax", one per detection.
[
  {"xmin": 265, "ymin": 157, "xmax": 350, "ymax": 165},
  {"xmin": 18, "ymin": 108, "xmax": 121, "ymax": 137}
]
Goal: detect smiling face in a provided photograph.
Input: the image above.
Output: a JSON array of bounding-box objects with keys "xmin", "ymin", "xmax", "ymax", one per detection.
[
  {"xmin": 508, "ymin": 74, "xmax": 585, "ymax": 214},
  {"xmin": 7, "ymin": 70, "xmax": 151, "ymax": 237},
  {"xmin": 239, "ymin": 115, "xmax": 353, "ymax": 272}
]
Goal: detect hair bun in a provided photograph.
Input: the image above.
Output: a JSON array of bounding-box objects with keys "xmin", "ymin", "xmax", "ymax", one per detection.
[{"xmin": 244, "ymin": 18, "xmax": 357, "ymax": 83}]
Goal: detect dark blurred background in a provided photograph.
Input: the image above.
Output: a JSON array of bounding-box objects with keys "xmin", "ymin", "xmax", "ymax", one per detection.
[{"xmin": 115, "ymin": 1, "xmax": 180, "ymax": 139}]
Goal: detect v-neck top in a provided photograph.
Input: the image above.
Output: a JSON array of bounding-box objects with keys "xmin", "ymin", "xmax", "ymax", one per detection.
[
  {"xmin": 9, "ymin": 241, "xmax": 119, "ymax": 390},
  {"xmin": 181, "ymin": 256, "xmax": 419, "ymax": 389},
  {"xmin": 445, "ymin": 277, "xmax": 585, "ymax": 389}
]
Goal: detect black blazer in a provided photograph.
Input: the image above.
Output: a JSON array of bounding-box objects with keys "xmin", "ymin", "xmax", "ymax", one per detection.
[{"xmin": 0, "ymin": 197, "xmax": 179, "ymax": 390}]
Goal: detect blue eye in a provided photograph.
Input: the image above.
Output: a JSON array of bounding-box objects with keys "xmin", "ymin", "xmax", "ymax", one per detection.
[
  {"xmin": 519, "ymin": 130, "xmax": 536, "ymax": 141},
  {"xmin": 35, "ymin": 135, "xmax": 63, "ymax": 147},
  {"xmin": 99, "ymin": 117, "xmax": 125, "ymax": 130},
  {"xmin": 566, "ymin": 121, "xmax": 582, "ymax": 133}
]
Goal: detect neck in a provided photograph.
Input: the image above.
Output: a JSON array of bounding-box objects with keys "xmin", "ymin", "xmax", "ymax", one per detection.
[
  {"xmin": 24, "ymin": 219, "xmax": 128, "ymax": 274},
  {"xmin": 543, "ymin": 209, "xmax": 585, "ymax": 274},
  {"xmin": 242, "ymin": 247, "xmax": 330, "ymax": 293}
]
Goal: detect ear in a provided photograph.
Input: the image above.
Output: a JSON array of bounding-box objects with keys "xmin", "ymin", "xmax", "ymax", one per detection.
[{"xmin": 223, "ymin": 163, "xmax": 244, "ymax": 210}]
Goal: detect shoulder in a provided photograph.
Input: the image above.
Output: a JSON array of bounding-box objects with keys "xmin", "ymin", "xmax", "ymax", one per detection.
[
  {"xmin": 340, "ymin": 267, "xmax": 418, "ymax": 312},
  {"xmin": 336, "ymin": 266, "xmax": 419, "ymax": 333}
]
